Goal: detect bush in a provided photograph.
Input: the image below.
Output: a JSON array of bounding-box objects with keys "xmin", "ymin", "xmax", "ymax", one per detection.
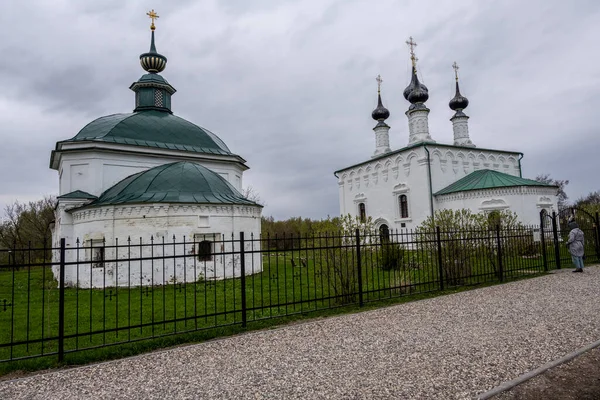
[{"xmin": 379, "ymin": 243, "xmax": 405, "ymax": 271}]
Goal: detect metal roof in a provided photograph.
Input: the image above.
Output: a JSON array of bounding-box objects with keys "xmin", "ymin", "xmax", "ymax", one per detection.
[
  {"xmin": 62, "ymin": 110, "xmax": 232, "ymax": 156},
  {"xmin": 434, "ymin": 169, "xmax": 556, "ymax": 196},
  {"xmin": 57, "ymin": 190, "xmax": 98, "ymax": 200},
  {"xmin": 87, "ymin": 161, "xmax": 260, "ymax": 207}
]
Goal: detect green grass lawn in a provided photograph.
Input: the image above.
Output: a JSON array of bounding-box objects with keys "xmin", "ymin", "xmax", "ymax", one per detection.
[{"xmin": 0, "ymin": 241, "xmax": 574, "ymax": 375}]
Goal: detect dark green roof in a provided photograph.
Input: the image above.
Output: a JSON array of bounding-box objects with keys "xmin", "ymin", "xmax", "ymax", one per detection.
[
  {"xmin": 435, "ymin": 169, "xmax": 556, "ymax": 196},
  {"xmin": 87, "ymin": 161, "xmax": 259, "ymax": 207},
  {"xmin": 57, "ymin": 190, "xmax": 97, "ymax": 200},
  {"xmin": 138, "ymin": 73, "xmax": 170, "ymax": 84},
  {"xmin": 63, "ymin": 110, "xmax": 232, "ymax": 156}
]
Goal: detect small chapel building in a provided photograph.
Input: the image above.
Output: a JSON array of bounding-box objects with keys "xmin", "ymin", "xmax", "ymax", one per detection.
[
  {"xmin": 334, "ymin": 38, "xmax": 558, "ymax": 233},
  {"xmin": 50, "ymin": 14, "xmax": 262, "ymax": 288}
]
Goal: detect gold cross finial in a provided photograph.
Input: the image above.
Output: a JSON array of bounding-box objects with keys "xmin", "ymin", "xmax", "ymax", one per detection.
[
  {"xmin": 147, "ymin": 9, "xmax": 159, "ymax": 31},
  {"xmin": 406, "ymin": 36, "xmax": 418, "ymax": 68},
  {"xmin": 452, "ymin": 61, "xmax": 459, "ymax": 81},
  {"xmin": 376, "ymin": 74, "xmax": 383, "ymax": 94}
]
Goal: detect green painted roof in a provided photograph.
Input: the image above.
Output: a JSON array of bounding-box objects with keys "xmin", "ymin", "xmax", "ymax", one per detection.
[
  {"xmin": 88, "ymin": 161, "xmax": 259, "ymax": 207},
  {"xmin": 64, "ymin": 110, "xmax": 232, "ymax": 156},
  {"xmin": 435, "ymin": 169, "xmax": 556, "ymax": 196},
  {"xmin": 57, "ymin": 190, "xmax": 97, "ymax": 200},
  {"xmin": 138, "ymin": 73, "xmax": 170, "ymax": 84}
]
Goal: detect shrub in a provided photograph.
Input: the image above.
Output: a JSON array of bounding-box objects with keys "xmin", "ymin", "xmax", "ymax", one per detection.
[{"xmin": 379, "ymin": 242, "xmax": 405, "ymax": 271}]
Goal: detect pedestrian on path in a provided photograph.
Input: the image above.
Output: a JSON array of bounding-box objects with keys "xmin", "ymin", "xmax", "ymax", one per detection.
[{"xmin": 566, "ymin": 220, "xmax": 585, "ymax": 272}]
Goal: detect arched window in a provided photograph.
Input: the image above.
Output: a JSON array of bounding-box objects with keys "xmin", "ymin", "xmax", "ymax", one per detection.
[
  {"xmin": 358, "ymin": 203, "xmax": 366, "ymax": 223},
  {"xmin": 399, "ymin": 195, "xmax": 409, "ymax": 218},
  {"xmin": 379, "ymin": 224, "xmax": 390, "ymax": 242},
  {"xmin": 197, "ymin": 240, "xmax": 213, "ymax": 262}
]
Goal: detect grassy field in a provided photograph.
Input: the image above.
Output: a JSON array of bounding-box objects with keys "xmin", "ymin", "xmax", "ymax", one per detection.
[{"xmin": 0, "ymin": 237, "xmax": 593, "ymax": 376}]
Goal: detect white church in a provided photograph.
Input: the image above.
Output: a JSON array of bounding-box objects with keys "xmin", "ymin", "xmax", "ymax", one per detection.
[
  {"xmin": 50, "ymin": 13, "xmax": 262, "ymax": 288},
  {"xmin": 335, "ymin": 38, "xmax": 558, "ymax": 234}
]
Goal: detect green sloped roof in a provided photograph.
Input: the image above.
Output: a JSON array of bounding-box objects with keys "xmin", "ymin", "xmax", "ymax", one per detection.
[
  {"xmin": 63, "ymin": 110, "xmax": 232, "ymax": 156},
  {"xmin": 88, "ymin": 161, "xmax": 259, "ymax": 207},
  {"xmin": 435, "ymin": 169, "xmax": 556, "ymax": 196},
  {"xmin": 57, "ymin": 190, "xmax": 97, "ymax": 200}
]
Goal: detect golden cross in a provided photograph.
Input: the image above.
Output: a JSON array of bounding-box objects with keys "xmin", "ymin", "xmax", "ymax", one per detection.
[
  {"xmin": 376, "ymin": 74, "xmax": 383, "ymax": 93},
  {"xmin": 406, "ymin": 36, "xmax": 418, "ymax": 67},
  {"xmin": 452, "ymin": 61, "xmax": 459, "ymax": 81},
  {"xmin": 147, "ymin": 9, "xmax": 159, "ymax": 31}
]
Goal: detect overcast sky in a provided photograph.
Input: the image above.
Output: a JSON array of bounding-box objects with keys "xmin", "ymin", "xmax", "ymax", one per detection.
[{"xmin": 1, "ymin": 0, "xmax": 599, "ymax": 220}]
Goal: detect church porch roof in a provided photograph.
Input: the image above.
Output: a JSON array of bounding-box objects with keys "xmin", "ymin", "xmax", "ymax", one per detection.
[
  {"xmin": 57, "ymin": 190, "xmax": 98, "ymax": 200},
  {"xmin": 434, "ymin": 169, "xmax": 556, "ymax": 196}
]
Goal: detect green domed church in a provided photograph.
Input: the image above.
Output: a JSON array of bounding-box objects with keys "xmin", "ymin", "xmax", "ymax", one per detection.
[{"xmin": 50, "ymin": 11, "xmax": 262, "ymax": 288}]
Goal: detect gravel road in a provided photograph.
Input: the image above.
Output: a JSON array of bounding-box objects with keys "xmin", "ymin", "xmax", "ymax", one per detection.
[{"xmin": 1, "ymin": 267, "xmax": 598, "ymax": 399}]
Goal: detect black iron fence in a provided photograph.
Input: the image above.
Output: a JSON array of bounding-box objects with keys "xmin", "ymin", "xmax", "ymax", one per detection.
[{"xmin": 1, "ymin": 211, "xmax": 599, "ymax": 365}]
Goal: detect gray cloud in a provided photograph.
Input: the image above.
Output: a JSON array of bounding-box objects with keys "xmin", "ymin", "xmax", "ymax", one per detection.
[{"xmin": 1, "ymin": 0, "xmax": 599, "ymax": 220}]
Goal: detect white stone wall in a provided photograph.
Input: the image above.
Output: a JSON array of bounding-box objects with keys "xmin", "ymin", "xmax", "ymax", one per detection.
[
  {"xmin": 427, "ymin": 146, "xmax": 522, "ymax": 194},
  {"xmin": 338, "ymin": 147, "xmax": 430, "ymax": 232},
  {"xmin": 435, "ymin": 187, "xmax": 559, "ymax": 226},
  {"xmin": 337, "ymin": 145, "xmax": 527, "ymax": 231},
  {"xmin": 406, "ymin": 108, "xmax": 434, "ymax": 144},
  {"xmin": 451, "ymin": 115, "xmax": 474, "ymax": 147},
  {"xmin": 56, "ymin": 148, "xmax": 246, "ymax": 197},
  {"xmin": 372, "ymin": 125, "xmax": 391, "ymax": 157},
  {"xmin": 52, "ymin": 203, "xmax": 262, "ymax": 288}
]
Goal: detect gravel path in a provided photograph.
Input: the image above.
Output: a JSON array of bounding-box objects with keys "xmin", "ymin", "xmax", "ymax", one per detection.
[{"xmin": 1, "ymin": 267, "xmax": 599, "ymax": 400}]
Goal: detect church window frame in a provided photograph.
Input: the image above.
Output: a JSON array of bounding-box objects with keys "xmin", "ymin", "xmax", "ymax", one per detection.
[
  {"xmin": 358, "ymin": 202, "xmax": 367, "ymax": 223},
  {"xmin": 399, "ymin": 195, "xmax": 409, "ymax": 219},
  {"xmin": 193, "ymin": 234, "xmax": 221, "ymax": 262},
  {"xmin": 86, "ymin": 238, "xmax": 105, "ymax": 268},
  {"xmin": 392, "ymin": 184, "xmax": 411, "ymax": 222}
]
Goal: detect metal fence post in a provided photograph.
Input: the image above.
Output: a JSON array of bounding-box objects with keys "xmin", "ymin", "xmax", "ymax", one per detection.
[
  {"xmin": 239, "ymin": 232, "xmax": 247, "ymax": 328},
  {"xmin": 58, "ymin": 238, "xmax": 66, "ymax": 362},
  {"xmin": 496, "ymin": 225, "xmax": 504, "ymax": 282},
  {"xmin": 551, "ymin": 211, "xmax": 561, "ymax": 269},
  {"xmin": 540, "ymin": 211, "xmax": 548, "ymax": 272},
  {"xmin": 595, "ymin": 212, "xmax": 600, "ymax": 262},
  {"xmin": 436, "ymin": 227, "xmax": 444, "ymax": 291},
  {"xmin": 355, "ymin": 229, "xmax": 363, "ymax": 307}
]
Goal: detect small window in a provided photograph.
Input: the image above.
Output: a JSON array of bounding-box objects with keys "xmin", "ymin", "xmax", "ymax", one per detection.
[
  {"xmin": 358, "ymin": 203, "xmax": 366, "ymax": 223},
  {"xmin": 399, "ymin": 195, "xmax": 409, "ymax": 219},
  {"xmin": 155, "ymin": 90, "xmax": 164, "ymax": 107},
  {"xmin": 197, "ymin": 240, "xmax": 212, "ymax": 262},
  {"xmin": 88, "ymin": 239, "xmax": 105, "ymax": 268}
]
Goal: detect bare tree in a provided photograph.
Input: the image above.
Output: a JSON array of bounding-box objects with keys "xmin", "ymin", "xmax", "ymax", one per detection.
[{"xmin": 535, "ymin": 174, "xmax": 569, "ymax": 210}]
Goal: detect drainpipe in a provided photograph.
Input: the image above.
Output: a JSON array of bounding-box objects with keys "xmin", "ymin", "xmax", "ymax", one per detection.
[
  {"xmin": 518, "ymin": 153, "xmax": 523, "ymax": 178},
  {"xmin": 423, "ymin": 145, "xmax": 435, "ymax": 222}
]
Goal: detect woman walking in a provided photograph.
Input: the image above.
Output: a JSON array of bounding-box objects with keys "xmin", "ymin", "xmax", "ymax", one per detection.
[{"xmin": 566, "ymin": 220, "xmax": 585, "ymax": 272}]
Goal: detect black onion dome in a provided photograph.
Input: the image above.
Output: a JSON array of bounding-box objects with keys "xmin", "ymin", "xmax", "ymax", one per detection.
[
  {"xmin": 372, "ymin": 93, "xmax": 390, "ymax": 121},
  {"xmin": 140, "ymin": 31, "xmax": 167, "ymax": 73},
  {"xmin": 449, "ymin": 81, "xmax": 469, "ymax": 111},
  {"xmin": 404, "ymin": 67, "xmax": 429, "ymax": 104}
]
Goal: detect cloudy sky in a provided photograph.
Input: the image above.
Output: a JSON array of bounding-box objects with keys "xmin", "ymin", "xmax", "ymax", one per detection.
[{"xmin": 1, "ymin": 0, "xmax": 599, "ymax": 220}]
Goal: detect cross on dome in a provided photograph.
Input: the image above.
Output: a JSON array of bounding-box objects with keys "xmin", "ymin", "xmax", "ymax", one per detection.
[
  {"xmin": 147, "ymin": 9, "xmax": 159, "ymax": 31},
  {"xmin": 452, "ymin": 61, "xmax": 460, "ymax": 81},
  {"xmin": 376, "ymin": 74, "xmax": 383, "ymax": 94},
  {"xmin": 406, "ymin": 36, "xmax": 418, "ymax": 68}
]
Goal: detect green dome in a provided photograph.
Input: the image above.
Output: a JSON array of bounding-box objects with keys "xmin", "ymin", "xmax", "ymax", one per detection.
[
  {"xmin": 67, "ymin": 110, "xmax": 232, "ymax": 155},
  {"xmin": 90, "ymin": 162, "xmax": 258, "ymax": 207}
]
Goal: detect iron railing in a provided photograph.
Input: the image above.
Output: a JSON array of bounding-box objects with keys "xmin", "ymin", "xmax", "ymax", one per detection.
[{"xmin": 1, "ymin": 213, "xmax": 599, "ymax": 364}]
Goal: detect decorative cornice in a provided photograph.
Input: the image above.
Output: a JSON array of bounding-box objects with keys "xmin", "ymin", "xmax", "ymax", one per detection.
[{"xmin": 71, "ymin": 203, "xmax": 262, "ymax": 222}]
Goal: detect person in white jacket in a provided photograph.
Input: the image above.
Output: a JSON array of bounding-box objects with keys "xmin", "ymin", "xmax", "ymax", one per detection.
[{"xmin": 566, "ymin": 220, "xmax": 585, "ymax": 272}]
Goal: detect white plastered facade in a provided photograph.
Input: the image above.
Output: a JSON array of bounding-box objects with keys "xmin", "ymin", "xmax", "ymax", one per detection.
[{"xmin": 51, "ymin": 137, "xmax": 262, "ymax": 288}]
